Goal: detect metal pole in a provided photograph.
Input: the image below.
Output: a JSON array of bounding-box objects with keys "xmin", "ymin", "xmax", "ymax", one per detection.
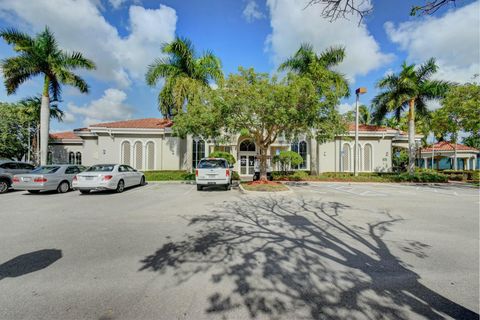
[
  {"xmin": 354, "ymin": 92, "xmax": 359, "ymax": 176},
  {"xmin": 27, "ymin": 122, "xmax": 31, "ymax": 163}
]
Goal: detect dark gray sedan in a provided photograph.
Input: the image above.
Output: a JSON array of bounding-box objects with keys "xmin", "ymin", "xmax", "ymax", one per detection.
[{"xmin": 12, "ymin": 165, "xmax": 85, "ymax": 193}]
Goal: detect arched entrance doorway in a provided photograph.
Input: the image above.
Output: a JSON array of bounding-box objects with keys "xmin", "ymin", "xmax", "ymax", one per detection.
[{"xmin": 238, "ymin": 139, "xmax": 256, "ymax": 176}]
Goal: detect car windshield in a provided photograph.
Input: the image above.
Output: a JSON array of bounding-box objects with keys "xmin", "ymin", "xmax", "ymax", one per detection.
[
  {"xmin": 198, "ymin": 159, "xmax": 227, "ymax": 169},
  {"xmin": 85, "ymin": 165, "xmax": 114, "ymax": 172},
  {"xmin": 31, "ymin": 166, "xmax": 60, "ymax": 174}
]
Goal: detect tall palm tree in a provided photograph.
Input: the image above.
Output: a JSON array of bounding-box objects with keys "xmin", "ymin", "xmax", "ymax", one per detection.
[
  {"xmin": 372, "ymin": 58, "xmax": 451, "ymax": 173},
  {"xmin": 0, "ymin": 26, "xmax": 96, "ymax": 165},
  {"xmin": 146, "ymin": 37, "xmax": 223, "ymax": 119},
  {"xmin": 278, "ymin": 43, "xmax": 350, "ymax": 98}
]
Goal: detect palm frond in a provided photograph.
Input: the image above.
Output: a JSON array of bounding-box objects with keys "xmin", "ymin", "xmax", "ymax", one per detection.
[
  {"xmin": 1, "ymin": 56, "xmax": 40, "ymax": 94},
  {"xmin": 146, "ymin": 59, "xmax": 182, "ymax": 86},
  {"xmin": 420, "ymin": 79, "xmax": 453, "ymax": 100},
  {"xmin": 60, "ymin": 51, "xmax": 96, "ymax": 70},
  {"xmin": 54, "ymin": 68, "xmax": 89, "ymax": 94},
  {"xmin": 318, "ymin": 46, "xmax": 345, "ymax": 68},
  {"xmin": 416, "ymin": 57, "xmax": 438, "ymax": 81},
  {"xmin": 0, "ymin": 28, "xmax": 35, "ymax": 52}
]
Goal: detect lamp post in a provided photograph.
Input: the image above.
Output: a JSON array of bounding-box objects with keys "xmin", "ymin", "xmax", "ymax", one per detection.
[{"xmin": 354, "ymin": 87, "xmax": 367, "ymax": 176}]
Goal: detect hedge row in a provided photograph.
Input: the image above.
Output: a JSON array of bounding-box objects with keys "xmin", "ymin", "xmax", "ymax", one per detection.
[{"xmin": 143, "ymin": 170, "xmax": 240, "ymax": 181}]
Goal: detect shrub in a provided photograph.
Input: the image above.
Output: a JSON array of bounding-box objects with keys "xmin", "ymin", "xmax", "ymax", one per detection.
[
  {"xmin": 290, "ymin": 171, "xmax": 309, "ymax": 181},
  {"xmin": 144, "ymin": 170, "xmax": 193, "ymax": 181},
  {"xmin": 232, "ymin": 171, "xmax": 240, "ymax": 181},
  {"xmin": 272, "ymin": 151, "xmax": 303, "ymax": 174},
  {"xmin": 209, "ymin": 151, "xmax": 236, "ymax": 166},
  {"xmin": 393, "ymin": 171, "xmax": 448, "ymax": 183}
]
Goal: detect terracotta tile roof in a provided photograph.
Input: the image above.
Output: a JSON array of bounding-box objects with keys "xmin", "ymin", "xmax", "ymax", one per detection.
[
  {"xmin": 347, "ymin": 123, "xmax": 395, "ymax": 132},
  {"xmin": 49, "ymin": 131, "xmax": 79, "ymax": 140},
  {"xmin": 89, "ymin": 118, "xmax": 173, "ymax": 129},
  {"xmin": 422, "ymin": 141, "xmax": 479, "ymax": 152}
]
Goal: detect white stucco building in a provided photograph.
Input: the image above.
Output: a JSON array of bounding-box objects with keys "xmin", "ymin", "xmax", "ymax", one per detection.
[{"xmin": 49, "ymin": 118, "xmax": 414, "ymax": 177}]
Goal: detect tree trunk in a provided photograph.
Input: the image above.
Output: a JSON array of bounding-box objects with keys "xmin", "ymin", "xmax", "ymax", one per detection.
[
  {"xmin": 259, "ymin": 145, "xmax": 268, "ymax": 181},
  {"xmin": 40, "ymin": 76, "xmax": 50, "ymax": 165},
  {"xmin": 408, "ymin": 99, "xmax": 416, "ymax": 174}
]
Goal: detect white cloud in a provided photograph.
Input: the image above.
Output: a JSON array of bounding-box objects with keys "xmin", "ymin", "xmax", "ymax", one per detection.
[
  {"xmin": 337, "ymin": 102, "xmax": 354, "ymax": 114},
  {"xmin": 109, "ymin": 0, "xmax": 125, "ymax": 9},
  {"xmin": 0, "ymin": 0, "xmax": 177, "ymax": 87},
  {"xmin": 243, "ymin": 0, "xmax": 265, "ymax": 22},
  {"xmin": 265, "ymin": 0, "xmax": 393, "ymax": 82},
  {"xmin": 385, "ymin": 1, "xmax": 480, "ymax": 83},
  {"xmin": 66, "ymin": 88, "xmax": 135, "ymax": 126},
  {"xmin": 62, "ymin": 111, "xmax": 76, "ymax": 124}
]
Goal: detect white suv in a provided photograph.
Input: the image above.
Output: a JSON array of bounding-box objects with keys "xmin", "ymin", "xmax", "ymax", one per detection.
[{"xmin": 195, "ymin": 158, "xmax": 232, "ymax": 191}]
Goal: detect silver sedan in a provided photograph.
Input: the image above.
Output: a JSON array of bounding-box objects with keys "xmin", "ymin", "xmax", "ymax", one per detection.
[
  {"xmin": 72, "ymin": 164, "xmax": 145, "ymax": 194},
  {"xmin": 12, "ymin": 165, "xmax": 86, "ymax": 194}
]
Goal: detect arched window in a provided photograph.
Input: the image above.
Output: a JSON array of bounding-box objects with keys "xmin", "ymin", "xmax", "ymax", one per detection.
[
  {"xmin": 239, "ymin": 139, "xmax": 256, "ymax": 152},
  {"xmin": 47, "ymin": 151, "xmax": 53, "ymax": 165},
  {"xmin": 134, "ymin": 141, "xmax": 143, "ymax": 170},
  {"xmin": 342, "ymin": 144, "xmax": 351, "ymax": 172},
  {"xmin": 192, "ymin": 139, "xmax": 205, "ymax": 169},
  {"xmin": 121, "ymin": 141, "xmax": 131, "ymax": 165},
  {"xmin": 364, "ymin": 144, "xmax": 372, "ymax": 172},
  {"xmin": 146, "ymin": 142, "xmax": 155, "ymax": 170},
  {"xmin": 291, "ymin": 141, "xmax": 307, "ymax": 169},
  {"xmin": 75, "ymin": 152, "xmax": 82, "ymax": 165},
  {"xmin": 68, "ymin": 152, "xmax": 75, "ymax": 164}
]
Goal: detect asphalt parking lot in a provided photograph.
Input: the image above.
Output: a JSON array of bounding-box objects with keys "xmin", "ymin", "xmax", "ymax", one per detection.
[{"xmin": 0, "ymin": 182, "xmax": 478, "ymax": 320}]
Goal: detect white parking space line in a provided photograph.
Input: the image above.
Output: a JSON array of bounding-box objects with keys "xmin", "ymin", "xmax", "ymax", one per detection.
[{"xmin": 183, "ymin": 185, "xmax": 195, "ymax": 195}]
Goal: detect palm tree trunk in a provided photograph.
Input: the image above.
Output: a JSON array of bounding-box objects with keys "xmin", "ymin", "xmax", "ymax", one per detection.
[
  {"xmin": 40, "ymin": 76, "xmax": 51, "ymax": 165},
  {"xmin": 408, "ymin": 99, "xmax": 416, "ymax": 174}
]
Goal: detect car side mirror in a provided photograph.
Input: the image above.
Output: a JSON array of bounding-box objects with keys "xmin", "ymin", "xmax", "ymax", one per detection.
[{"xmin": 229, "ymin": 165, "xmax": 234, "ymax": 169}]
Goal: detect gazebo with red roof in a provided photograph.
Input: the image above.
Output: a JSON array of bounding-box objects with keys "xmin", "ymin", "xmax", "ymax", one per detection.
[{"xmin": 420, "ymin": 141, "xmax": 478, "ymax": 170}]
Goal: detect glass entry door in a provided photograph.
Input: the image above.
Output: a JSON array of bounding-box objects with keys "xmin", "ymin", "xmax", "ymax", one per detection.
[{"xmin": 240, "ymin": 155, "xmax": 256, "ymax": 175}]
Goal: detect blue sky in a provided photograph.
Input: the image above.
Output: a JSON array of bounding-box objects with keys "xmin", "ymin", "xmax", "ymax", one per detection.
[{"xmin": 0, "ymin": 0, "xmax": 478, "ymax": 132}]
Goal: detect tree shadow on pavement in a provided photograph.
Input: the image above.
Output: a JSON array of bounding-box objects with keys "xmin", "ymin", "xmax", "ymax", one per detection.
[
  {"xmin": 0, "ymin": 249, "xmax": 62, "ymax": 280},
  {"xmin": 139, "ymin": 196, "xmax": 479, "ymax": 319}
]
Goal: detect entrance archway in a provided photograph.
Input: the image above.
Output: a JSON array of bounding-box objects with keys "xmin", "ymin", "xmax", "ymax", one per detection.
[{"xmin": 238, "ymin": 139, "xmax": 256, "ymax": 176}]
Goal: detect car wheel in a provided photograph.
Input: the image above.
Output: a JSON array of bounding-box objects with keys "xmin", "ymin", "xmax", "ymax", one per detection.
[
  {"xmin": 57, "ymin": 181, "xmax": 70, "ymax": 193},
  {"xmin": 27, "ymin": 190, "xmax": 40, "ymax": 194},
  {"xmin": 140, "ymin": 176, "xmax": 146, "ymax": 186},
  {"xmin": 116, "ymin": 180, "xmax": 125, "ymax": 193},
  {"xmin": 79, "ymin": 190, "xmax": 90, "ymax": 194},
  {"xmin": 0, "ymin": 179, "xmax": 9, "ymax": 194},
  {"xmin": 197, "ymin": 185, "xmax": 202, "ymax": 191}
]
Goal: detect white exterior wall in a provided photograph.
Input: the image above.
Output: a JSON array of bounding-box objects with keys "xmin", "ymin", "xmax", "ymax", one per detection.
[{"xmin": 50, "ymin": 130, "xmax": 396, "ymax": 172}]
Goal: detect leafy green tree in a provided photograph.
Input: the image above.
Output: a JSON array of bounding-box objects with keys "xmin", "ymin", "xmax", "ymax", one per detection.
[
  {"xmin": 0, "ymin": 102, "xmax": 30, "ymax": 160},
  {"xmin": 273, "ymin": 151, "xmax": 304, "ymax": 175},
  {"xmin": 209, "ymin": 151, "xmax": 236, "ymax": 166},
  {"xmin": 174, "ymin": 67, "xmax": 346, "ymax": 180},
  {"xmin": 0, "ymin": 26, "xmax": 95, "ymax": 165},
  {"xmin": 372, "ymin": 58, "xmax": 451, "ymax": 173},
  {"xmin": 146, "ymin": 37, "xmax": 223, "ymax": 119},
  {"xmin": 463, "ymin": 134, "xmax": 480, "ymax": 150},
  {"xmin": 431, "ymin": 83, "xmax": 480, "ymax": 169}
]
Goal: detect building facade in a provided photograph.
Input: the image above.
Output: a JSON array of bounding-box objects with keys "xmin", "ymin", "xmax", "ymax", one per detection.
[{"xmin": 49, "ymin": 118, "xmax": 414, "ymax": 177}]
